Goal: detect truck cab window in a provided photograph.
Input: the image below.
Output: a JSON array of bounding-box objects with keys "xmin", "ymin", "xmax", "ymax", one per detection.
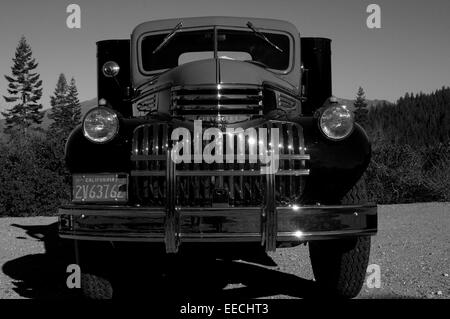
[
  {"xmin": 141, "ymin": 29, "xmax": 214, "ymax": 72},
  {"xmin": 217, "ymin": 29, "xmax": 290, "ymax": 71}
]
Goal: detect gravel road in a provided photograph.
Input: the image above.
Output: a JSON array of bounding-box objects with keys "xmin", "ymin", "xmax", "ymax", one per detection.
[{"xmin": 0, "ymin": 202, "xmax": 448, "ymax": 299}]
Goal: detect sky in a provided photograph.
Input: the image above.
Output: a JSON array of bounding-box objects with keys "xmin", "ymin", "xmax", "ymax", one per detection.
[{"xmin": 0, "ymin": 0, "xmax": 449, "ymax": 115}]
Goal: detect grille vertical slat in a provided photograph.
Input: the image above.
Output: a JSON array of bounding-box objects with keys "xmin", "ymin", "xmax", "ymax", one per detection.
[
  {"xmin": 275, "ymin": 122, "xmax": 284, "ymax": 204},
  {"xmin": 132, "ymin": 127, "xmax": 142, "ymax": 204},
  {"xmin": 296, "ymin": 123, "xmax": 307, "ymax": 197},
  {"xmin": 264, "ymin": 121, "xmax": 276, "ymax": 251},
  {"xmin": 142, "ymin": 125, "xmax": 151, "ymax": 201},
  {"xmin": 228, "ymin": 130, "xmax": 235, "ymax": 204},
  {"xmin": 287, "ymin": 123, "xmax": 295, "ymax": 202}
]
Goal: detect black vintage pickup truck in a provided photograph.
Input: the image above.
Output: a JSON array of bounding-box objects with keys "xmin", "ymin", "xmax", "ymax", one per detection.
[{"xmin": 58, "ymin": 16, "xmax": 377, "ymax": 298}]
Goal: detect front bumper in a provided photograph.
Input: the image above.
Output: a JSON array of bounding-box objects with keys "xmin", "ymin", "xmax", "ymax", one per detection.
[{"xmin": 58, "ymin": 204, "xmax": 377, "ymax": 253}]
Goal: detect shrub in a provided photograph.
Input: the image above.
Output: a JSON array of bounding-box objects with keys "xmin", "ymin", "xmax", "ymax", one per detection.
[
  {"xmin": 366, "ymin": 143, "xmax": 450, "ymax": 204},
  {"xmin": 0, "ymin": 132, "xmax": 70, "ymax": 216},
  {"xmin": 421, "ymin": 143, "xmax": 450, "ymax": 202}
]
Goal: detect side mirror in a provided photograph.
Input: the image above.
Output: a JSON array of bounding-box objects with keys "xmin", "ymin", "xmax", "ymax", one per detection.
[{"xmin": 102, "ymin": 61, "xmax": 120, "ymax": 78}]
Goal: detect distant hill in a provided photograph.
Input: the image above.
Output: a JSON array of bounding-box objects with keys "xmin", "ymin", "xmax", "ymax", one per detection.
[{"xmin": 337, "ymin": 98, "xmax": 392, "ymax": 111}]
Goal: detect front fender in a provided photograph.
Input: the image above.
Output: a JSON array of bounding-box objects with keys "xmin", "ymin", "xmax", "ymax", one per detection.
[
  {"xmin": 65, "ymin": 119, "xmax": 145, "ymax": 173},
  {"xmin": 298, "ymin": 117, "xmax": 371, "ymax": 203}
]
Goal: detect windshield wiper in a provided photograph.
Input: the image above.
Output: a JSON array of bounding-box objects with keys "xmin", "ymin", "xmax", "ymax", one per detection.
[
  {"xmin": 152, "ymin": 22, "xmax": 183, "ymax": 54},
  {"xmin": 246, "ymin": 21, "xmax": 283, "ymax": 53}
]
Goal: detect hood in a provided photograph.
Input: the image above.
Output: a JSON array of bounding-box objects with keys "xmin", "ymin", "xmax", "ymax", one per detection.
[{"xmin": 138, "ymin": 58, "xmax": 298, "ymax": 92}]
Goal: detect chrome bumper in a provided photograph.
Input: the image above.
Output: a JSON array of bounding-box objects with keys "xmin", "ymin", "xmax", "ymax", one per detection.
[{"xmin": 58, "ymin": 204, "xmax": 377, "ymax": 253}]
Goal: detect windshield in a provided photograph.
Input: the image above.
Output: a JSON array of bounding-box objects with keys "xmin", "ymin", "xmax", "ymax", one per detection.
[
  {"xmin": 217, "ymin": 29, "xmax": 289, "ymax": 70},
  {"xmin": 140, "ymin": 27, "xmax": 291, "ymax": 73},
  {"xmin": 141, "ymin": 28, "xmax": 214, "ymax": 72}
]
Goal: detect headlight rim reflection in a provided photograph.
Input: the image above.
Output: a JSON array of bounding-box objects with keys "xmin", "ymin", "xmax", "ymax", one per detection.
[
  {"xmin": 82, "ymin": 106, "xmax": 119, "ymax": 144},
  {"xmin": 318, "ymin": 105, "xmax": 354, "ymax": 140}
]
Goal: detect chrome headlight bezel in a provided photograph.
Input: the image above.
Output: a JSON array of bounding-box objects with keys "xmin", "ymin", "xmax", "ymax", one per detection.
[
  {"xmin": 102, "ymin": 61, "xmax": 120, "ymax": 78},
  {"xmin": 318, "ymin": 104, "xmax": 354, "ymax": 140},
  {"xmin": 82, "ymin": 107, "xmax": 119, "ymax": 144}
]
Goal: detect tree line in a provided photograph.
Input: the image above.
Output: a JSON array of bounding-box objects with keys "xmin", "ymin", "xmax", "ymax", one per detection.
[{"xmin": 366, "ymin": 88, "xmax": 450, "ymax": 148}]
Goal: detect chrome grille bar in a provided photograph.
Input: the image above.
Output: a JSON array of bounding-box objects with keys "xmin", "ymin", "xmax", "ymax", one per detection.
[
  {"xmin": 172, "ymin": 85, "xmax": 263, "ymax": 115},
  {"xmin": 165, "ymin": 142, "xmax": 179, "ymax": 253},
  {"xmin": 263, "ymin": 121, "xmax": 277, "ymax": 251}
]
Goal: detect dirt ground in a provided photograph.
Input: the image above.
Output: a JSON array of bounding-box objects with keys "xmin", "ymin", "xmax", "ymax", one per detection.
[{"xmin": 0, "ymin": 202, "xmax": 448, "ymax": 299}]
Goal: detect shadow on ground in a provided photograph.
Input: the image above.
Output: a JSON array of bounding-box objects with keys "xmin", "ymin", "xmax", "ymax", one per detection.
[
  {"xmin": 2, "ymin": 222, "xmax": 321, "ymax": 299},
  {"xmin": 2, "ymin": 223, "xmax": 416, "ymax": 300},
  {"xmin": 2, "ymin": 223, "xmax": 78, "ymax": 299}
]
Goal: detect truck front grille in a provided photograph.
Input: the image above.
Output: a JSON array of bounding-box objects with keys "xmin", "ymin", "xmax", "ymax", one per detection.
[
  {"xmin": 172, "ymin": 85, "xmax": 263, "ymax": 115},
  {"xmin": 130, "ymin": 121, "xmax": 309, "ymax": 207}
]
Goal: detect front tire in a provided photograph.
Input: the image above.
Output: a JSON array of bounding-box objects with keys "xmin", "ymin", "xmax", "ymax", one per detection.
[
  {"xmin": 81, "ymin": 273, "xmax": 113, "ymax": 299},
  {"xmin": 308, "ymin": 177, "xmax": 371, "ymax": 298},
  {"xmin": 309, "ymin": 236, "xmax": 370, "ymax": 298},
  {"xmin": 76, "ymin": 241, "xmax": 114, "ymax": 299}
]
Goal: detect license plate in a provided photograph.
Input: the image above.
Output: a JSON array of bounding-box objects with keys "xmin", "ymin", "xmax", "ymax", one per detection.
[{"xmin": 72, "ymin": 174, "xmax": 128, "ymax": 203}]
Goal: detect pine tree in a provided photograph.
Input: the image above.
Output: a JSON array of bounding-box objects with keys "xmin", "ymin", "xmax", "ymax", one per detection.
[
  {"xmin": 354, "ymin": 86, "xmax": 368, "ymax": 127},
  {"xmin": 48, "ymin": 75, "xmax": 82, "ymax": 140},
  {"xmin": 67, "ymin": 77, "xmax": 81, "ymax": 129},
  {"xmin": 48, "ymin": 73, "xmax": 69, "ymax": 137},
  {"xmin": 1, "ymin": 36, "xmax": 43, "ymax": 134}
]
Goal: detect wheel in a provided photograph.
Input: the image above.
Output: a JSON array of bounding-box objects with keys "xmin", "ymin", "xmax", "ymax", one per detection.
[
  {"xmin": 308, "ymin": 177, "xmax": 371, "ymax": 298},
  {"xmin": 76, "ymin": 241, "xmax": 114, "ymax": 299},
  {"xmin": 81, "ymin": 273, "xmax": 113, "ymax": 299}
]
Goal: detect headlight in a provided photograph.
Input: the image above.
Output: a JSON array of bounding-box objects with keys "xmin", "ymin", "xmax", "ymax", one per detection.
[
  {"xmin": 319, "ymin": 105, "xmax": 354, "ymax": 140},
  {"xmin": 83, "ymin": 107, "xmax": 119, "ymax": 143}
]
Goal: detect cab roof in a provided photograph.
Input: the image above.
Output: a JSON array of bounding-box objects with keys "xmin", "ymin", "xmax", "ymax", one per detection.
[{"xmin": 132, "ymin": 16, "xmax": 299, "ymax": 36}]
